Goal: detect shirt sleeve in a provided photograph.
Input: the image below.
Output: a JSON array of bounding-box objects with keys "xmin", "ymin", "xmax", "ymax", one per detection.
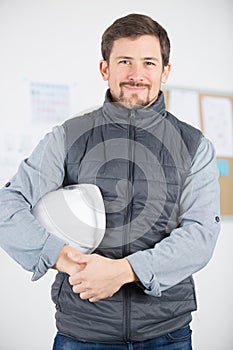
[
  {"xmin": 126, "ymin": 136, "xmax": 221, "ymax": 297},
  {"xmin": 0, "ymin": 125, "xmax": 68, "ymax": 281}
]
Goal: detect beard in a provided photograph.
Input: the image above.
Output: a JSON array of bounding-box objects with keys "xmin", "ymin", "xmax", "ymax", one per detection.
[{"xmin": 112, "ymin": 81, "xmax": 152, "ymax": 109}]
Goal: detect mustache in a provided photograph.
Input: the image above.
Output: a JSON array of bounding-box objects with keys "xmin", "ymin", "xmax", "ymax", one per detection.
[{"xmin": 120, "ymin": 81, "xmax": 150, "ymax": 88}]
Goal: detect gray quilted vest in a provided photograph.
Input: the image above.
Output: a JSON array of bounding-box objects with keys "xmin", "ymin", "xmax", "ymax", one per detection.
[{"xmin": 51, "ymin": 90, "xmax": 202, "ymax": 343}]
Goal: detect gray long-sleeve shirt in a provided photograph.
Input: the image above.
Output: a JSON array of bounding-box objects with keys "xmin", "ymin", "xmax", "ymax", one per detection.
[{"xmin": 0, "ymin": 124, "xmax": 220, "ymax": 296}]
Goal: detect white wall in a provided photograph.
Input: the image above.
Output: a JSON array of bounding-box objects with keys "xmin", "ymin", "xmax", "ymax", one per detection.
[{"xmin": 0, "ymin": 0, "xmax": 232, "ymax": 349}]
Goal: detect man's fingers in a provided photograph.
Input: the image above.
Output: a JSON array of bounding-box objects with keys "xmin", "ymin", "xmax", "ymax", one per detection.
[
  {"xmin": 72, "ymin": 281, "xmax": 88, "ymax": 293},
  {"xmin": 79, "ymin": 291, "xmax": 100, "ymax": 303},
  {"xmin": 69, "ymin": 273, "xmax": 84, "ymax": 286},
  {"xmin": 67, "ymin": 251, "xmax": 82, "ymax": 262},
  {"xmin": 71, "ymin": 282, "xmax": 100, "ymax": 301},
  {"xmin": 68, "ymin": 252, "xmax": 91, "ymax": 264},
  {"xmin": 79, "ymin": 291, "xmax": 94, "ymax": 300},
  {"xmin": 88, "ymin": 296, "xmax": 100, "ymax": 303}
]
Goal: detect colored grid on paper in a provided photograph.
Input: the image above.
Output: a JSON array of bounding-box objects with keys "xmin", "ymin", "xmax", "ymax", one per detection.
[{"xmin": 30, "ymin": 82, "xmax": 70, "ymax": 122}]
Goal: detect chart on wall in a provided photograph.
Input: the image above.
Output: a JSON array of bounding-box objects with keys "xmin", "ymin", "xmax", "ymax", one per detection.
[
  {"xmin": 30, "ymin": 82, "xmax": 70, "ymax": 122},
  {"xmin": 23, "ymin": 79, "xmax": 79, "ymax": 124},
  {"xmin": 201, "ymin": 95, "xmax": 233, "ymax": 158},
  {"xmin": 0, "ymin": 79, "xmax": 79, "ymax": 186},
  {"xmin": 164, "ymin": 87, "xmax": 233, "ymax": 216}
]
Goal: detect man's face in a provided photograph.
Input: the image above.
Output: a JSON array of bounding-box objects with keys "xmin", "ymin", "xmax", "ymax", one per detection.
[{"xmin": 100, "ymin": 35, "xmax": 171, "ymax": 109}]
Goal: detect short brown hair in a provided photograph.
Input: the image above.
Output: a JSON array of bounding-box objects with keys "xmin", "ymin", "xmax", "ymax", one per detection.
[{"xmin": 101, "ymin": 13, "xmax": 170, "ymax": 67}]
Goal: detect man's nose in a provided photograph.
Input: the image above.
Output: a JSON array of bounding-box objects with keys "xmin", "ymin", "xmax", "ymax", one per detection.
[{"xmin": 127, "ymin": 64, "xmax": 144, "ymax": 81}]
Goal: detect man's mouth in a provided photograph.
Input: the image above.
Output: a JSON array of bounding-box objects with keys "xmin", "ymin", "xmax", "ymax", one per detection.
[{"xmin": 120, "ymin": 81, "xmax": 150, "ymax": 90}]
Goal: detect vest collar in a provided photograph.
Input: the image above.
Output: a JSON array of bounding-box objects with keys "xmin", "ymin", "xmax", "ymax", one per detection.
[{"xmin": 102, "ymin": 89, "xmax": 166, "ymax": 122}]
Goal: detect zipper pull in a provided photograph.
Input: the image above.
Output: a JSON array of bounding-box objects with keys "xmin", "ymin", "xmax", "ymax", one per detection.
[{"xmin": 129, "ymin": 110, "xmax": 136, "ymax": 120}]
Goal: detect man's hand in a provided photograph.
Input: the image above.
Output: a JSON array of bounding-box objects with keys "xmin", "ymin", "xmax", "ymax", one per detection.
[
  {"xmin": 53, "ymin": 245, "xmax": 85, "ymax": 276},
  {"xmin": 68, "ymin": 253, "xmax": 137, "ymax": 302}
]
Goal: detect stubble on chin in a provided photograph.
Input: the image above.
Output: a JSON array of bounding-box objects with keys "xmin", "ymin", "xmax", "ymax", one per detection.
[{"xmin": 113, "ymin": 84, "xmax": 151, "ymax": 109}]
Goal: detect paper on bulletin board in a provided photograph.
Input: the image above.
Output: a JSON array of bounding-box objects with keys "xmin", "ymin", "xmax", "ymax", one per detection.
[
  {"xmin": 201, "ymin": 96, "xmax": 233, "ymax": 157},
  {"xmin": 168, "ymin": 89, "xmax": 201, "ymax": 129},
  {"xmin": 22, "ymin": 79, "xmax": 79, "ymax": 125},
  {"xmin": 30, "ymin": 82, "xmax": 70, "ymax": 123}
]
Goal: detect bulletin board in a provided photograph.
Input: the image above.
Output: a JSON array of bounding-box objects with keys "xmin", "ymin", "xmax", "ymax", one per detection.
[{"xmin": 163, "ymin": 88, "xmax": 233, "ymax": 217}]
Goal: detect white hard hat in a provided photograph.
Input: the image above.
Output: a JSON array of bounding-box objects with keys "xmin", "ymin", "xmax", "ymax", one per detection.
[{"xmin": 32, "ymin": 184, "xmax": 106, "ymax": 253}]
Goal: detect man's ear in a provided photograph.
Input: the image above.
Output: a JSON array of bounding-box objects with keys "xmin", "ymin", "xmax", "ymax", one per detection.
[
  {"xmin": 99, "ymin": 60, "xmax": 109, "ymax": 81},
  {"xmin": 161, "ymin": 63, "xmax": 171, "ymax": 84}
]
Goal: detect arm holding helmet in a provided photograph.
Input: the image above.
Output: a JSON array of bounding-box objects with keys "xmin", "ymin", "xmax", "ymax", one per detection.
[{"xmin": 0, "ymin": 125, "xmax": 82, "ymax": 280}]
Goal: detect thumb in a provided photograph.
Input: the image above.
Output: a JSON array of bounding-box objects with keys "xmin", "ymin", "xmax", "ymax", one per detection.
[{"xmin": 67, "ymin": 252, "xmax": 89, "ymax": 264}]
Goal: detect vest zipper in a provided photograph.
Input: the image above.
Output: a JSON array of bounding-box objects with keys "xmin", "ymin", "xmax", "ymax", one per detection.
[{"xmin": 123, "ymin": 109, "xmax": 135, "ymax": 342}]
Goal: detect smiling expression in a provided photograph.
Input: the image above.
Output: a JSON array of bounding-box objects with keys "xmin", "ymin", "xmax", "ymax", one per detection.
[{"xmin": 100, "ymin": 35, "xmax": 171, "ymax": 109}]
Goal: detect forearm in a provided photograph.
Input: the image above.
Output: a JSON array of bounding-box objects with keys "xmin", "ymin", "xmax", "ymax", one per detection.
[
  {"xmin": 116, "ymin": 257, "xmax": 138, "ymax": 284},
  {"xmin": 0, "ymin": 126, "xmax": 67, "ymax": 280},
  {"xmin": 0, "ymin": 188, "xmax": 67, "ymax": 280},
  {"xmin": 126, "ymin": 219, "xmax": 220, "ymax": 296}
]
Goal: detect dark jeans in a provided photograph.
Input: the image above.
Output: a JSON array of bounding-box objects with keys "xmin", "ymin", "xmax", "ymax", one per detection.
[{"xmin": 52, "ymin": 325, "xmax": 192, "ymax": 350}]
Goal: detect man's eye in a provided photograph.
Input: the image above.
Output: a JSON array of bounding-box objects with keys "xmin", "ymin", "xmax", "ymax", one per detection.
[
  {"xmin": 120, "ymin": 60, "xmax": 130, "ymax": 65},
  {"xmin": 145, "ymin": 61, "xmax": 155, "ymax": 66}
]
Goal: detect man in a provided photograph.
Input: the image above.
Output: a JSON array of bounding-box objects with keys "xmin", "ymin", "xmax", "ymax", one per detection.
[{"xmin": 0, "ymin": 13, "xmax": 220, "ymax": 349}]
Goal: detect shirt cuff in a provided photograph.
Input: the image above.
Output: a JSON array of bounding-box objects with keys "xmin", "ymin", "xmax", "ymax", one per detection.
[
  {"xmin": 126, "ymin": 251, "xmax": 161, "ymax": 297},
  {"xmin": 31, "ymin": 234, "xmax": 67, "ymax": 281}
]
